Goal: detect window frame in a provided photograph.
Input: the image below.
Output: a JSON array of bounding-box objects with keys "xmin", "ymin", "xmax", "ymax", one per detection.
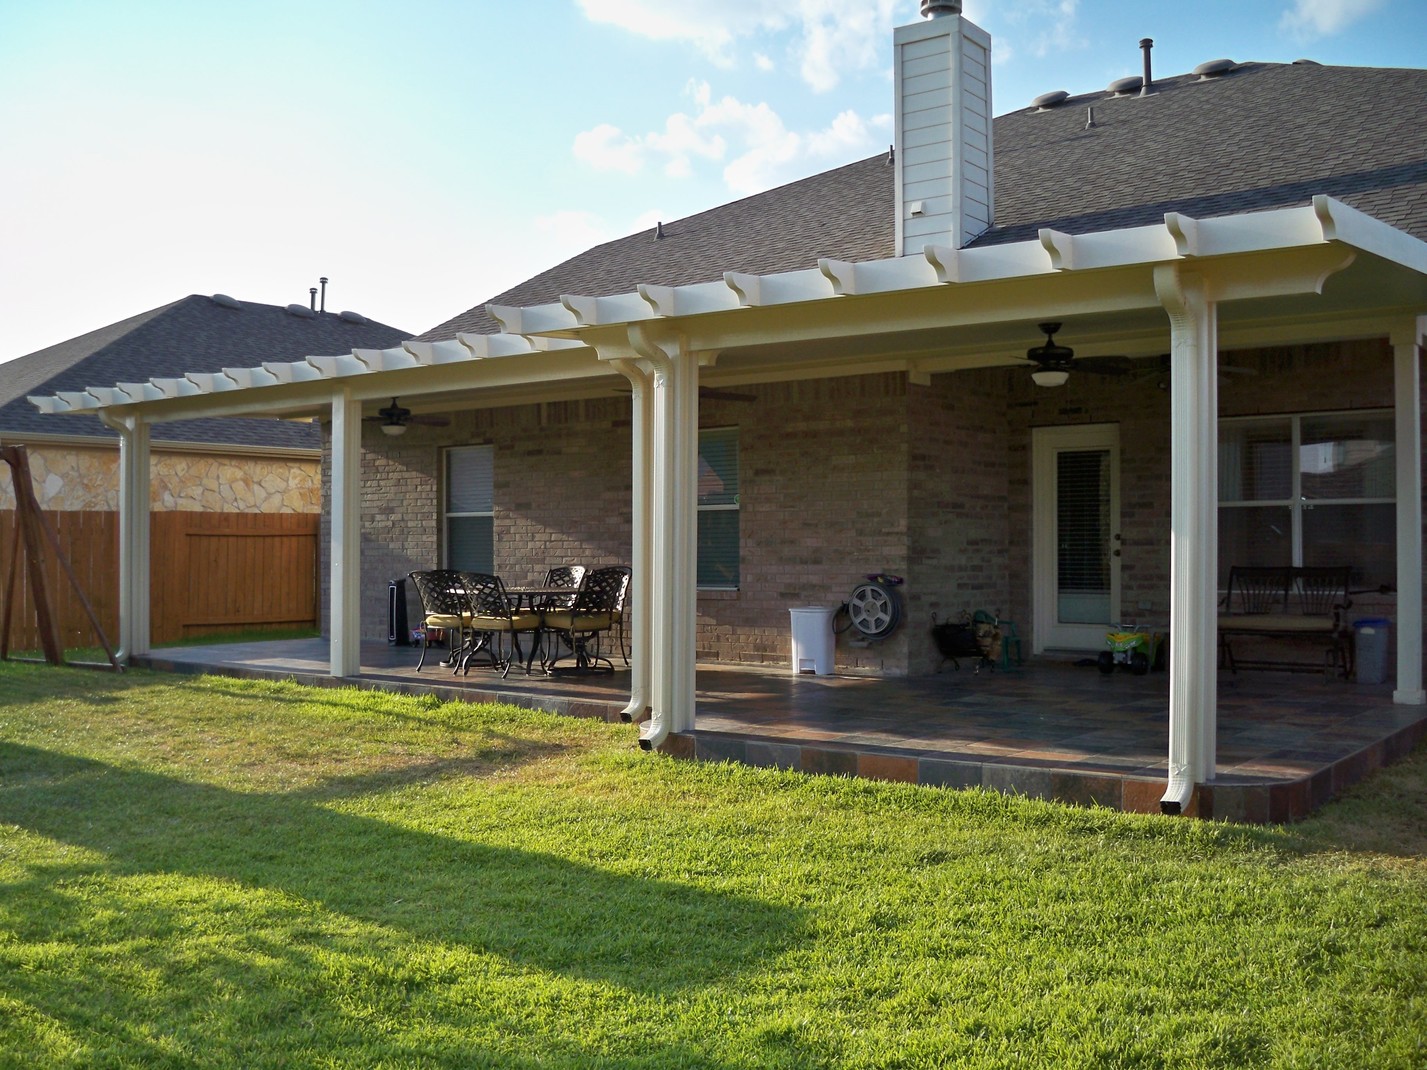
[{"xmin": 1218, "ymin": 408, "xmax": 1394, "ymax": 587}]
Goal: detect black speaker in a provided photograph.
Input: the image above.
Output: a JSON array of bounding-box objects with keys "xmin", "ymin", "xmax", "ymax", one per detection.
[{"xmin": 388, "ymin": 579, "xmax": 409, "ymax": 644}]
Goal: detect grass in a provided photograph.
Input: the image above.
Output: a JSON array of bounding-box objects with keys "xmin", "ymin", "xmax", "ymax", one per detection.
[
  {"xmin": 5, "ymin": 626, "xmax": 320, "ymax": 666},
  {"xmin": 0, "ymin": 663, "xmax": 1423, "ymax": 1069}
]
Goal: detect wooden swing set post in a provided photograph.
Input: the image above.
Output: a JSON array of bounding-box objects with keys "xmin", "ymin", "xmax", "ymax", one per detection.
[{"xmin": 0, "ymin": 445, "xmax": 121, "ymax": 670}]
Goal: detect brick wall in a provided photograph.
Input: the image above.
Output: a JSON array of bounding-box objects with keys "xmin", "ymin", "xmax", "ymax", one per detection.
[
  {"xmin": 334, "ymin": 336, "xmax": 1416, "ymax": 674},
  {"xmin": 907, "ymin": 369, "xmax": 1010, "ymax": 674}
]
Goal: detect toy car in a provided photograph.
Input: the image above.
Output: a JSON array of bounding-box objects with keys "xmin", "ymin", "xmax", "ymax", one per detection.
[{"xmin": 1098, "ymin": 629, "xmax": 1163, "ymax": 676}]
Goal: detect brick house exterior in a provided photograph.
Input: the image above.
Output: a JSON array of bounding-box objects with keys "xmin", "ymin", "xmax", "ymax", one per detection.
[{"xmin": 33, "ymin": 8, "xmax": 1427, "ymax": 809}]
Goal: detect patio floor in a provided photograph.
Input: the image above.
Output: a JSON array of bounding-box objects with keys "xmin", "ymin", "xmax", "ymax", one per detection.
[{"xmin": 133, "ymin": 637, "xmax": 1427, "ymax": 824}]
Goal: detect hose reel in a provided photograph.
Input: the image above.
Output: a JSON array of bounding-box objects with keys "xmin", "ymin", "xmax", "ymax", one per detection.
[{"xmin": 840, "ymin": 573, "xmax": 904, "ymax": 641}]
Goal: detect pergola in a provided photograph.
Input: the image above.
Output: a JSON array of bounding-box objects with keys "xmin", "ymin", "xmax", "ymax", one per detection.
[{"xmin": 34, "ymin": 195, "xmax": 1427, "ymax": 812}]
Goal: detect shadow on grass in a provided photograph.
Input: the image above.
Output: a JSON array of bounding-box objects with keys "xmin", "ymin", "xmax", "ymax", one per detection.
[{"xmin": 0, "ymin": 742, "xmax": 805, "ymax": 995}]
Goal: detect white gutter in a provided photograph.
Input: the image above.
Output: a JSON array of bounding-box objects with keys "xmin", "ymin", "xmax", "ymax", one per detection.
[{"xmin": 609, "ymin": 356, "xmax": 653, "ymax": 733}]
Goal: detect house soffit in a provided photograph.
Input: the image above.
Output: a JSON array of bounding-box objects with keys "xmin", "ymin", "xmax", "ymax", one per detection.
[{"xmin": 29, "ymin": 196, "xmax": 1427, "ymax": 423}]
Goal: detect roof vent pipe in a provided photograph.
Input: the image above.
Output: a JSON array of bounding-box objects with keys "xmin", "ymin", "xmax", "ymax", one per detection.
[
  {"xmin": 1085, "ymin": 106, "xmax": 1096, "ymax": 129},
  {"xmin": 1140, "ymin": 38, "xmax": 1154, "ymax": 95},
  {"xmin": 920, "ymin": 0, "xmax": 961, "ymax": 15},
  {"xmin": 309, "ymin": 287, "xmax": 318, "ymax": 312},
  {"xmin": 319, "ymin": 276, "xmax": 328, "ymax": 313},
  {"xmin": 653, "ymin": 221, "xmax": 664, "ymax": 241}
]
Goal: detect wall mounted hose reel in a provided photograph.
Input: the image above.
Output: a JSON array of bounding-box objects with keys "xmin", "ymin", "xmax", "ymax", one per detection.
[{"xmin": 836, "ymin": 573, "xmax": 905, "ymax": 642}]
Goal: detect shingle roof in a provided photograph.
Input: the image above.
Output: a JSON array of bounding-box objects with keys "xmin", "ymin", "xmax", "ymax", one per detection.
[
  {"xmin": 423, "ymin": 61, "xmax": 1427, "ymax": 341},
  {"xmin": 0, "ymin": 295, "xmax": 410, "ymax": 449}
]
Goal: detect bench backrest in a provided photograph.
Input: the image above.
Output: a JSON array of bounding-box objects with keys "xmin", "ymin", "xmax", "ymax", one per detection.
[
  {"xmin": 1294, "ymin": 566, "xmax": 1352, "ymax": 617},
  {"xmin": 1224, "ymin": 565, "xmax": 1350, "ymax": 617},
  {"xmin": 1224, "ymin": 566, "xmax": 1292, "ymax": 615}
]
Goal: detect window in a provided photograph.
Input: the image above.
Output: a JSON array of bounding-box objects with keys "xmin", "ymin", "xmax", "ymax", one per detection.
[
  {"xmin": 1219, "ymin": 411, "xmax": 1393, "ymax": 589},
  {"xmin": 445, "ymin": 445, "xmax": 494, "ymax": 572},
  {"xmin": 698, "ymin": 428, "xmax": 739, "ymax": 589}
]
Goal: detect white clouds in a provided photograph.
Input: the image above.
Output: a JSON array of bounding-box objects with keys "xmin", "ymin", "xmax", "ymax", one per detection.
[
  {"xmin": 572, "ymin": 123, "xmax": 645, "ymax": 175},
  {"xmin": 998, "ymin": 0, "xmax": 1086, "ymax": 60},
  {"xmin": 1278, "ymin": 0, "xmax": 1386, "ymax": 40},
  {"xmin": 572, "ymin": 81, "xmax": 889, "ymax": 197},
  {"xmin": 576, "ymin": 0, "xmax": 909, "ymax": 91},
  {"xmin": 793, "ymin": 0, "xmax": 904, "ymax": 92}
]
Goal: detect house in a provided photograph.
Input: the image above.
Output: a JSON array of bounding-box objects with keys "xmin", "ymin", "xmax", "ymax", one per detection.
[
  {"xmin": 2, "ymin": 292, "xmax": 409, "ymax": 645},
  {"xmin": 30, "ymin": 3, "xmax": 1427, "ymax": 813}
]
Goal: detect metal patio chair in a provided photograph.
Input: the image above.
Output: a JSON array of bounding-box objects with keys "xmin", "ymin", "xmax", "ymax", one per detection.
[
  {"xmin": 541, "ymin": 565, "xmax": 630, "ymax": 672},
  {"xmin": 457, "ymin": 572, "xmax": 543, "ymax": 677},
  {"xmin": 407, "ymin": 569, "xmax": 473, "ymax": 671}
]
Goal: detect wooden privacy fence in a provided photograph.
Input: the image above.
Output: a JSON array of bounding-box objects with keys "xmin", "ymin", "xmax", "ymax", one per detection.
[{"xmin": 0, "ymin": 510, "xmax": 320, "ymax": 650}]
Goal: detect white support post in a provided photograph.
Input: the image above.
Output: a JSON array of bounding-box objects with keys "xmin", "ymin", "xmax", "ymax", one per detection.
[
  {"xmin": 329, "ymin": 388, "xmax": 362, "ymax": 677},
  {"xmin": 609, "ymin": 357, "xmax": 653, "ymax": 724},
  {"xmin": 629, "ymin": 326, "xmax": 700, "ymax": 746},
  {"xmin": 102, "ymin": 412, "xmax": 151, "ymax": 660},
  {"xmin": 1390, "ymin": 318, "xmax": 1426, "ymax": 704},
  {"xmin": 1156, "ymin": 265, "xmax": 1219, "ymax": 813},
  {"xmin": 668, "ymin": 348, "xmax": 700, "ymax": 735}
]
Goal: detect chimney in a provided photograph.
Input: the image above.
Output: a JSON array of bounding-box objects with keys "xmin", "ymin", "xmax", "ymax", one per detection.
[{"xmin": 894, "ymin": 0, "xmax": 994, "ymax": 255}]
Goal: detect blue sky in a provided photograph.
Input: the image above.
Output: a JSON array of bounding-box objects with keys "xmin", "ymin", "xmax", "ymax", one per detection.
[{"xmin": 1, "ymin": 0, "xmax": 1421, "ymax": 365}]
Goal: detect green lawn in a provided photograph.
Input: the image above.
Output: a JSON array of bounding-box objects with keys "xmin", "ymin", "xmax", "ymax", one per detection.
[{"xmin": 0, "ymin": 663, "xmax": 1423, "ymax": 1069}]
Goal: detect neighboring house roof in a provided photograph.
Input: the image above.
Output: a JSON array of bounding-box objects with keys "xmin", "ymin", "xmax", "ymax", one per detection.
[
  {"xmin": 1, "ymin": 295, "xmax": 410, "ymax": 449},
  {"xmin": 425, "ymin": 61, "xmax": 1427, "ymax": 341}
]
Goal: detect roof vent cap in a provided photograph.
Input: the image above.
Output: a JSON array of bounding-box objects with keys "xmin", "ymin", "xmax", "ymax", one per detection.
[
  {"xmin": 1193, "ymin": 58, "xmax": 1236, "ymax": 79},
  {"xmin": 1032, "ymin": 89, "xmax": 1069, "ymax": 110},
  {"xmin": 920, "ymin": 0, "xmax": 961, "ymax": 16},
  {"xmin": 1291, "ymin": 58, "xmax": 1321, "ymax": 66},
  {"xmin": 285, "ymin": 303, "xmax": 317, "ymax": 319},
  {"xmin": 1106, "ymin": 75, "xmax": 1142, "ymax": 96},
  {"xmin": 210, "ymin": 293, "xmax": 241, "ymax": 310},
  {"xmin": 338, "ymin": 310, "xmax": 368, "ymax": 324}
]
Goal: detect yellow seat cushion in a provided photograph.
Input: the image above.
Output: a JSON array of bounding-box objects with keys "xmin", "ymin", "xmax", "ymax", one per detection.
[
  {"xmin": 542, "ymin": 610, "xmax": 612, "ymax": 632},
  {"xmin": 423, "ymin": 613, "xmax": 468, "ymax": 630},
  {"xmin": 1219, "ymin": 614, "xmax": 1334, "ymax": 633}
]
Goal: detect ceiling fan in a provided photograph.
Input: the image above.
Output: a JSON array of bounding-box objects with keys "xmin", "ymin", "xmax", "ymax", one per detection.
[
  {"xmin": 1022, "ymin": 323, "xmax": 1133, "ymax": 387},
  {"xmin": 366, "ymin": 397, "xmax": 450, "ymax": 437}
]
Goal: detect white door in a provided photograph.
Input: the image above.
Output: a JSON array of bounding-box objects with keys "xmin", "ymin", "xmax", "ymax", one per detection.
[{"xmin": 1033, "ymin": 424, "xmax": 1121, "ymax": 652}]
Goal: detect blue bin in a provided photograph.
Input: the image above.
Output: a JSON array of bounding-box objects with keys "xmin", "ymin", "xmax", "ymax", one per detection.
[{"xmin": 1353, "ymin": 618, "xmax": 1391, "ymax": 684}]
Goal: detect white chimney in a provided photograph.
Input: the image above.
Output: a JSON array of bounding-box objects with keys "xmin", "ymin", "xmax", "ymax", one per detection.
[{"xmin": 894, "ymin": 0, "xmax": 994, "ymax": 255}]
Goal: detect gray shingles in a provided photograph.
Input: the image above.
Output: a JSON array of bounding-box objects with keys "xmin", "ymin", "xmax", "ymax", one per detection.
[
  {"xmin": 421, "ymin": 61, "xmax": 1427, "ymax": 343},
  {"xmin": 0, "ymin": 295, "xmax": 410, "ymax": 449}
]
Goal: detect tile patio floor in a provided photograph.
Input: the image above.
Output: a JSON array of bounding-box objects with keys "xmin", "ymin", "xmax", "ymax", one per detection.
[{"xmin": 134, "ymin": 637, "xmax": 1427, "ymax": 824}]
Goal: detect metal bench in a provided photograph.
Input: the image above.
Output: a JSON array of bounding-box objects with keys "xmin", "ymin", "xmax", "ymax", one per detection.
[{"xmin": 1217, "ymin": 565, "xmax": 1352, "ymax": 677}]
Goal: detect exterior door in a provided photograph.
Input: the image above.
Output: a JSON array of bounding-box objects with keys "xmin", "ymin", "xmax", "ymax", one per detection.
[{"xmin": 1033, "ymin": 424, "xmax": 1121, "ymax": 652}]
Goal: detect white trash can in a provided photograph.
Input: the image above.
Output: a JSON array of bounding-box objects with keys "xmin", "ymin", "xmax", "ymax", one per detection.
[
  {"xmin": 1353, "ymin": 618, "xmax": 1391, "ymax": 684},
  {"xmin": 789, "ymin": 606, "xmax": 837, "ymax": 675}
]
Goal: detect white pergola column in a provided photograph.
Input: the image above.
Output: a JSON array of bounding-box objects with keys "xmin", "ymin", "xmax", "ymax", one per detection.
[
  {"xmin": 329, "ymin": 387, "xmax": 362, "ymax": 677},
  {"xmin": 1156, "ymin": 265, "xmax": 1219, "ymax": 813},
  {"xmin": 102, "ymin": 412, "xmax": 151, "ymax": 660},
  {"xmin": 1390, "ymin": 317, "xmax": 1426, "ymax": 704},
  {"xmin": 629, "ymin": 326, "xmax": 699, "ymax": 746},
  {"xmin": 609, "ymin": 357, "xmax": 653, "ymax": 724}
]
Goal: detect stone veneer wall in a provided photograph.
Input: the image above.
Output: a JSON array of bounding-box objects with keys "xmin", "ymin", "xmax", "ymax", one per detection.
[{"xmin": 0, "ymin": 442, "xmax": 320, "ymax": 513}]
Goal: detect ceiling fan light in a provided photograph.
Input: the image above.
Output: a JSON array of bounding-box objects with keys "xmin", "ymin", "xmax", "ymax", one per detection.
[
  {"xmin": 380, "ymin": 421, "xmax": 407, "ymax": 436},
  {"xmin": 1031, "ymin": 367, "xmax": 1070, "ymax": 388}
]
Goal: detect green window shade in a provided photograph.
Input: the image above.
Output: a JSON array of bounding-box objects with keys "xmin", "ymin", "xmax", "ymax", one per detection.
[
  {"xmin": 698, "ymin": 429, "xmax": 739, "ymax": 588},
  {"xmin": 445, "ymin": 445, "xmax": 494, "ymax": 572}
]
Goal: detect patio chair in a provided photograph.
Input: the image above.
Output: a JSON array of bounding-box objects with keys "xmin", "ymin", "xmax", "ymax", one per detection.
[
  {"xmin": 540, "ymin": 565, "xmax": 586, "ymax": 610},
  {"xmin": 457, "ymin": 572, "xmax": 543, "ymax": 677},
  {"xmin": 407, "ymin": 569, "xmax": 473, "ymax": 671},
  {"xmin": 542, "ymin": 565, "xmax": 630, "ymax": 672}
]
